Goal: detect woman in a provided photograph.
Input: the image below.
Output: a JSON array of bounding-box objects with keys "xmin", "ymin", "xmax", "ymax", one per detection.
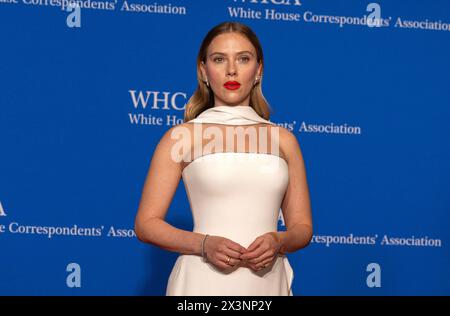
[{"xmin": 134, "ymin": 21, "xmax": 313, "ymax": 296}]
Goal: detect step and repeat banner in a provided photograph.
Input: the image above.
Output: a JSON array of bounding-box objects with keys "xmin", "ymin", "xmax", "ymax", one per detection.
[{"xmin": 0, "ymin": 0, "xmax": 449, "ymax": 295}]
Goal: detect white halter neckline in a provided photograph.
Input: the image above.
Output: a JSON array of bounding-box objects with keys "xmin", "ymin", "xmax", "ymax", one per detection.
[{"xmin": 186, "ymin": 105, "xmax": 275, "ymax": 126}]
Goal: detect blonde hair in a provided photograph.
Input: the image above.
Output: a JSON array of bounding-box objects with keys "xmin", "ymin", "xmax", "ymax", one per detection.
[{"xmin": 184, "ymin": 21, "xmax": 272, "ymax": 122}]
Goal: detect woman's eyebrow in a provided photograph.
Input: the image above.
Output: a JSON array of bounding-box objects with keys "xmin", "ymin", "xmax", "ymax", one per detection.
[{"xmin": 209, "ymin": 51, "xmax": 254, "ymax": 57}]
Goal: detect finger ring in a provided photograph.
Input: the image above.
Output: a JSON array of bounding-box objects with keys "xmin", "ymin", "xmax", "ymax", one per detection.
[{"xmin": 227, "ymin": 256, "xmax": 231, "ymax": 265}]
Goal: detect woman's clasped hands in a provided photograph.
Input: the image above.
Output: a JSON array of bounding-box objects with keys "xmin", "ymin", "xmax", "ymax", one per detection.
[{"xmin": 203, "ymin": 232, "xmax": 282, "ymax": 272}]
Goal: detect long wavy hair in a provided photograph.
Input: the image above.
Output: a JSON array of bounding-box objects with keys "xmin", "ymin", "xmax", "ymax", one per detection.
[{"xmin": 184, "ymin": 21, "xmax": 272, "ymax": 122}]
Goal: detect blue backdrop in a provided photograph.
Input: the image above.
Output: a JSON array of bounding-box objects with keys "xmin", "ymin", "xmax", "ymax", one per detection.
[{"xmin": 0, "ymin": 0, "xmax": 449, "ymax": 295}]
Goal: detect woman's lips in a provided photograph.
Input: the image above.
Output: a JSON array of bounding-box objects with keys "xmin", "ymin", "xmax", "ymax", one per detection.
[{"xmin": 224, "ymin": 81, "xmax": 241, "ymax": 90}]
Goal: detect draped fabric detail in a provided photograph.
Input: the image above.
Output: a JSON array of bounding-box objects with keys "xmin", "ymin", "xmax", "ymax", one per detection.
[{"xmin": 186, "ymin": 105, "xmax": 275, "ymax": 126}]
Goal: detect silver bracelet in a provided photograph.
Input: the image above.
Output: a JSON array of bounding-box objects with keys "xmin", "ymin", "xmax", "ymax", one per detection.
[{"xmin": 201, "ymin": 234, "xmax": 209, "ymax": 261}]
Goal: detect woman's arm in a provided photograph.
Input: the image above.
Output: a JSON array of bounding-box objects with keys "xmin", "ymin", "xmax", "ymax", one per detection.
[
  {"xmin": 277, "ymin": 127, "xmax": 313, "ymax": 254},
  {"xmin": 134, "ymin": 124, "xmax": 204, "ymax": 255}
]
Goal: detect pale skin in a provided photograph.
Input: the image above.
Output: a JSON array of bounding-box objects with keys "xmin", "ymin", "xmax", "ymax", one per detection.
[{"xmin": 134, "ymin": 32, "xmax": 313, "ymax": 272}]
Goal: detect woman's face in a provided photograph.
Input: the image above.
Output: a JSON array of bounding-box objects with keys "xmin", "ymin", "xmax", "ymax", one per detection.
[{"xmin": 201, "ymin": 32, "xmax": 262, "ymax": 107}]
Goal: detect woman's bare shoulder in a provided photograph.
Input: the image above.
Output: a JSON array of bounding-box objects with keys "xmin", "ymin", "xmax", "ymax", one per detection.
[
  {"xmin": 276, "ymin": 126, "xmax": 303, "ymax": 162},
  {"xmin": 160, "ymin": 123, "xmax": 195, "ymax": 142}
]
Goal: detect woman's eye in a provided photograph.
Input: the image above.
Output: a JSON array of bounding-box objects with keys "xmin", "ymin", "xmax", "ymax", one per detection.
[
  {"xmin": 213, "ymin": 57, "xmax": 224, "ymax": 63},
  {"xmin": 239, "ymin": 56, "xmax": 250, "ymax": 62}
]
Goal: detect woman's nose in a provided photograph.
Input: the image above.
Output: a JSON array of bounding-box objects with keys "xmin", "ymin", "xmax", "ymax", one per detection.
[{"xmin": 227, "ymin": 62, "xmax": 237, "ymax": 77}]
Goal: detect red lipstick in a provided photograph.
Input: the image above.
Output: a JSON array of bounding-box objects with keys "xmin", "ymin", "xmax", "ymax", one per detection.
[{"xmin": 224, "ymin": 81, "xmax": 241, "ymax": 90}]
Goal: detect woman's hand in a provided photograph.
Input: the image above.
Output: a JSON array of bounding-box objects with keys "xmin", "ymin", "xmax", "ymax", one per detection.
[
  {"xmin": 203, "ymin": 235, "xmax": 247, "ymax": 271},
  {"xmin": 239, "ymin": 232, "xmax": 282, "ymax": 271}
]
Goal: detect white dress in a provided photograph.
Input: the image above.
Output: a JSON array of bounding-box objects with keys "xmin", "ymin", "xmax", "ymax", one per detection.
[{"xmin": 166, "ymin": 105, "xmax": 294, "ymax": 296}]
